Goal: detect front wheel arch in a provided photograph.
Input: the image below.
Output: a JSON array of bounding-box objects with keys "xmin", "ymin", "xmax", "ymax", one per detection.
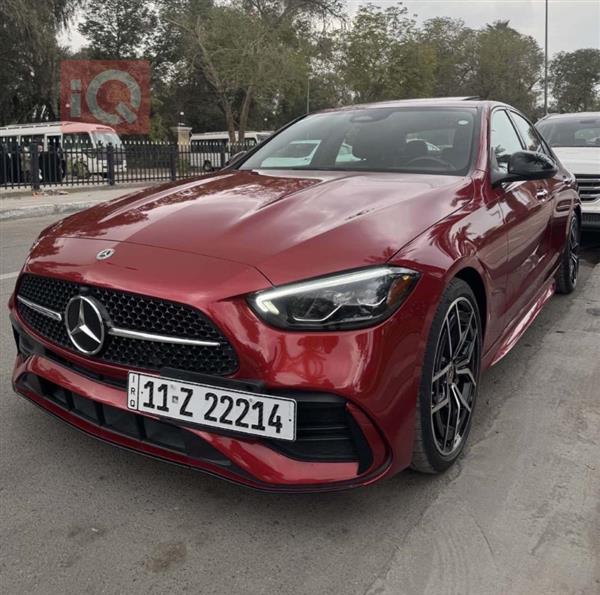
[{"xmin": 454, "ymin": 267, "xmax": 487, "ymax": 341}]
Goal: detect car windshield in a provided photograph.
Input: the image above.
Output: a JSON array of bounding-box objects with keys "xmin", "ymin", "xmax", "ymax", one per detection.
[
  {"xmin": 537, "ymin": 116, "xmax": 600, "ymax": 148},
  {"xmin": 239, "ymin": 107, "xmax": 477, "ymax": 175}
]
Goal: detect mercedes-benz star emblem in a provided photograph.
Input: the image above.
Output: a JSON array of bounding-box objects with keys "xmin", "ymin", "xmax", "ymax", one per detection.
[
  {"xmin": 65, "ymin": 296, "xmax": 106, "ymax": 355},
  {"xmin": 96, "ymin": 248, "xmax": 115, "ymax": 260}
]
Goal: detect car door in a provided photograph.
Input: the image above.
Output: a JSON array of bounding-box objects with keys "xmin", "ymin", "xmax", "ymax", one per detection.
[
  {"xmin": 509, "ymin": 110, "xmax": 571, "ymax": 275},
  {"xmin": 489, "ymin": 108, "xmax": 555, "ymax": 323}
]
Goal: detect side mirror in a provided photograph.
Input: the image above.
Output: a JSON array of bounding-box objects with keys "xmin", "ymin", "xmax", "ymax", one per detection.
[{"xmin": 492, "ymin": 151, "xmax": 558, "ymax": 186}]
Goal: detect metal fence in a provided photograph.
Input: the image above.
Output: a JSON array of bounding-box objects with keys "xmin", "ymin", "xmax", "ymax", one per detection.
[{"xmin": 0, "ymin": 140, "xmax": 255, "ymax": 190}]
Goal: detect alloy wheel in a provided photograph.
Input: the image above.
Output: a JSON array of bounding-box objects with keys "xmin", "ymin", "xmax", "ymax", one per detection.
[
  {"xmin": 568, "ymin": 219, "xmax": 580, "ymax": 287},
  {"xmin": 430, "ymin": 297, "xmax": 480, "ymax": 456}
]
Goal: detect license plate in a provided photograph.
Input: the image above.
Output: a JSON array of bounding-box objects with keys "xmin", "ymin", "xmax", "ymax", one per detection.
[{"xmin": 127, "ymin": 373, "xmax": 296, "ymax": 441}]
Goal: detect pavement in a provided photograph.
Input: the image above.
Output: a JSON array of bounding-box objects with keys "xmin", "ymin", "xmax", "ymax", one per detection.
[
  {"xmin": 0, "ymin": 215, "xmax": 599, "ymax": 595},
  {"xmin": 0, "ymin": 183, "xmax": 155, "ymax": 221}
]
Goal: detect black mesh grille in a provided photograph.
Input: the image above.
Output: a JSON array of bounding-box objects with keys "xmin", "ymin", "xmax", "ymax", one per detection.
[{"xmin": 17, "ymin": 274, "xmax": 238, "ymax": 376}]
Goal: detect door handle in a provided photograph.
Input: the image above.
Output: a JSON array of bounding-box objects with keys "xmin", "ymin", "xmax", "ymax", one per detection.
[{"xmin": 535, "ymin": 188, "xmax": 549, "ymax": 200}]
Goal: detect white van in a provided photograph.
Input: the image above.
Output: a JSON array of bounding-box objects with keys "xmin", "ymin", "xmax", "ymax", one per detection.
[
  {"xmin": 0, "ymin": 121, "xmax": 126, "ymax": 180},
  {"xmin": 189, "ymin": 131, "xmax": 272, "ymax": 170}
]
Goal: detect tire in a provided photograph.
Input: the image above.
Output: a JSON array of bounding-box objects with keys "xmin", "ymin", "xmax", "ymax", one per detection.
[
  {"xmin": 555, "ymin": 214, "xmax": 580, "ymax": 295},
  {"xmin": 411, "ymin": 279, "xmax": 482, "ymax": 473}
]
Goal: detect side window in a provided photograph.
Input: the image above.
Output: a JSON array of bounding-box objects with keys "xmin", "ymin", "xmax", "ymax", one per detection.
[
  {"xmin": 21, "ymin": 134, "xmax": 44, "ymax": 145},
  {"xmin": 490, "ymin": 110, "xmax": 523, "ymax": 172},
  {"xmin": 63, "ymin": 133, "xmax": 91, "ymax": 147},
  {"xmin": 510, "ymin": 112, "xmax": 545, "ymax": 153}
]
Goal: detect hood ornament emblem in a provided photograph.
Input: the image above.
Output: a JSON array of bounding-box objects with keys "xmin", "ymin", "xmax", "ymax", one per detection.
[{"xmin": 96, "ymin": 248, "xmax": 115, "ymax": 261}]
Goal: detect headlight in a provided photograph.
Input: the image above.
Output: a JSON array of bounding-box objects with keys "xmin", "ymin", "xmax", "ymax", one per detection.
[{"xmin": 249, "ymin": 267, "xmax": 420, "ymax": 330}]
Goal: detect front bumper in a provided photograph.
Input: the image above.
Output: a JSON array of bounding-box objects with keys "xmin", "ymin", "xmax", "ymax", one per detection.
[
  {"xmin": 10, "ymin": 315, "xmax": 395, "ymax": 492},
  {"xmin": 9, "ymin": 243, "xmax": 436, "ymax": 490}
]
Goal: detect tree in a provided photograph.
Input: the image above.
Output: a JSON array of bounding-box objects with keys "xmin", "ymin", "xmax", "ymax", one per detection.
[
  {"xmin": 339, "ymin": 3, "xmax": 436, "ymax": 103},
  {"xmin": 467, "ymin": 21, "xmax": 543, "ymax": 116},
  {"xmin": 550, "ymin": 49, "xmax": 600, "ymax": 112},
  {"xmin": 419, "ymin": 18, "xmax": 477, "ymax": 97},
  {"xmin": 0, "ymin": 0, "xmax": 80, "ymax": 124},
  {"xmin": 169, "ymin": 1, "xmax": 323, "ymax": 141},
  {"xmin": 78, "ymin": 0, "xmax": 157, "ymax": 59},
  {"xmin": 240, "ymin": 0, "xmax": 344, "ymax": 25}
]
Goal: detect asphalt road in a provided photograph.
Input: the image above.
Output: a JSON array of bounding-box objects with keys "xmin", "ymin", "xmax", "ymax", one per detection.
[{"xmin": 1, "ymin": 215, "xmax": 599, "ymax": 595}]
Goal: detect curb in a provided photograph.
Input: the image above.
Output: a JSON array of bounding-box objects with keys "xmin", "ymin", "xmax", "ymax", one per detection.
[{"xmin": 0, "ymin": 200, "xmax": 103, "ymax": 221}]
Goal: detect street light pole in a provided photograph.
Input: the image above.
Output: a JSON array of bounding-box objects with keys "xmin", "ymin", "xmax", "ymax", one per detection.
[{"xmin": 544, "ymin": 0, "xmax": 549, "ymax": 115}]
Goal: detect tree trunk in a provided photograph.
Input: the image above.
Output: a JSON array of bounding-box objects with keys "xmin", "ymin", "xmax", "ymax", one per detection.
[
  {"xmin": 222, "ymin": 99, "xmax": 236, "ymax": 143},
  {"xmin": 238, "ymin": 87, "xmax": 253, "ymax": 142}
]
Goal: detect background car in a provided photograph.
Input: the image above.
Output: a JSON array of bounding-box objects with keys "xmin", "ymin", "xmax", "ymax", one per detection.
[{"xmin": 536, "ymin": 112, "xmax": 600, "ymax": 229}]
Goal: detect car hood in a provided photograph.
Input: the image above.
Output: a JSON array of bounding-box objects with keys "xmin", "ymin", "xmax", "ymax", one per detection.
[
  {"xmin": 48, "ymin": 170, "xmax": 473, "ymax": 285},
  {"xmin": 553, "ymin": 147, "xmax": 600, "ymax": 175}
]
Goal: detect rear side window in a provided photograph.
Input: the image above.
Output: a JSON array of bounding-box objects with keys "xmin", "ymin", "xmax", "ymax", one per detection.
[
  {"xmin": 510, "ymin": 112, "xmax": 545, "ymax": 153},
  {"xmin": 490, "ymin": 110, "xmax": 523, "ymax": 172}
]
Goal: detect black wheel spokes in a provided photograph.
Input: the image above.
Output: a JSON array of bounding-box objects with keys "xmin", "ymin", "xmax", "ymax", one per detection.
[
  {"xmin": 430, "ymin": 298, "xmax": 480, "ymax": 456},
  {"xmin": 569, "ymin": 223, "xmax": 580, "ymax": 285}
]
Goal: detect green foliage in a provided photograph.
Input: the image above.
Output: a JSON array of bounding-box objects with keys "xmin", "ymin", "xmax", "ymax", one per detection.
[
  {"xmin": 78, "ymin": 0, "xmax": 157, "ymax": 59},
  {"xmin": 0, "ymin": 0, "xmax": 80, "ymax": 124},
  {"xmin": 170, "ymin": 1, "xmax": 315, "ymax": 140},
  {"xmin": 418, "ymin": 17, "xmax": 476, "ymax": 96},
  {"xmin": 469, "ymin": 21, "xmax": 543, "ymax": 115},
  {"xmin": 550, "ymin": 49, "xmax": 600, "ymax": 112},
  {"xmin": 2, "ymin": 0, "xmax": 596, "ymax": 133},
  {"xmin": 338, "ymin": 3, "xmax": 435, "ymax": 102}
]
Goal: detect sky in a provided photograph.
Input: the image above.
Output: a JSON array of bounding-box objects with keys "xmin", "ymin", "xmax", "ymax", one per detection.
[{"xmin": 60, "ymin": 0, "xmax": 599, "ymax": 56}]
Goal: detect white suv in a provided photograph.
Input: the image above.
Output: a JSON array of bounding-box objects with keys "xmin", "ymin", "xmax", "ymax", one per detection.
[{"xmin": 536, "ymin": 112, "xmax": 600, "ymax": 229}]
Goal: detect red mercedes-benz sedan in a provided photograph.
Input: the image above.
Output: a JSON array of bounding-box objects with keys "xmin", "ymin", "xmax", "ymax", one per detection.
[{"xmin": 9, "ymin": 99, "xmax": 581, "ymax": 491}]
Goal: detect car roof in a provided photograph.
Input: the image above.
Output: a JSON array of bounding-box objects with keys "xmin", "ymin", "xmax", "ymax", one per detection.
[
  {"xmin": 538, "ymin": 112, "xmax": 600, "ymax": 121},
  {"xmin": 315, "ymin": 97, "xmax": 507, "ymax": 113},
  {"xmin": 0, "ymin": 121, "xmax": 116, "ymax": 135}
]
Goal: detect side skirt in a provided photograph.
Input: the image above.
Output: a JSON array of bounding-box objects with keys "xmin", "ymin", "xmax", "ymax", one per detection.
[{"xmin": 485, "ymin": 278, "xmax": 555, "ymax": 368}]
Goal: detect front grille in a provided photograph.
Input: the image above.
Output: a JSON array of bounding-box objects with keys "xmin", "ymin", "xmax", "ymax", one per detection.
[
  {"xmin": 576, "ymin": 175, "xmax": 600, "ymax": 202},
  {"xmin": 17, "ymin": 274, "xmax": 238, "ymax": 376}
]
